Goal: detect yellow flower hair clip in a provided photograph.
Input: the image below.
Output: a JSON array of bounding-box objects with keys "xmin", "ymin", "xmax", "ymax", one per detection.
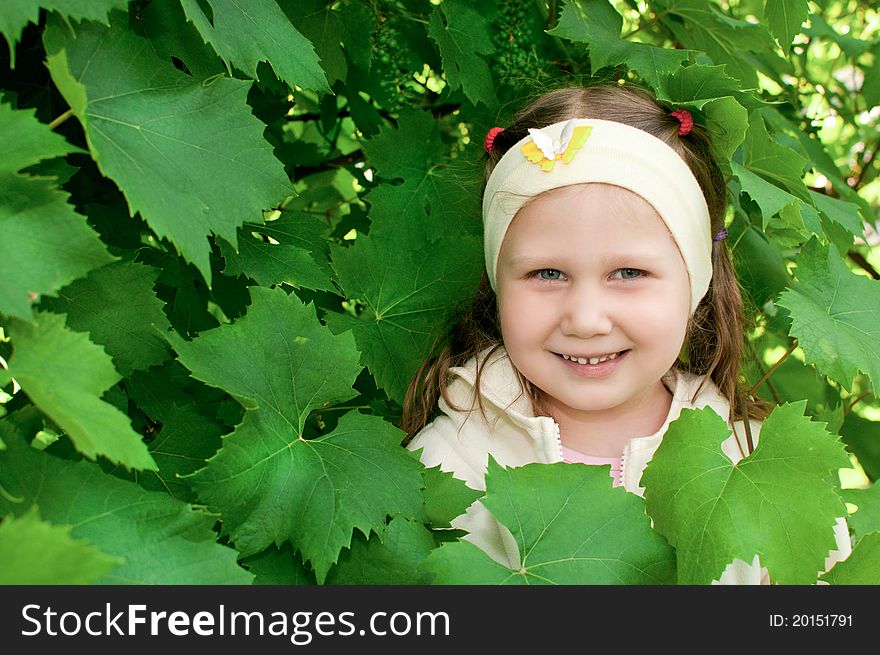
[{"xmin": 520, "ymin": 121, "xmax": 592, "ymax": 172}]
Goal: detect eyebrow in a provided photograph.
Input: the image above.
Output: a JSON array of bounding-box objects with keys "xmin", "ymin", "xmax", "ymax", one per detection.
[{"xmin": 506, "ymin": 252, "xmax": 669, "ymax": 267}]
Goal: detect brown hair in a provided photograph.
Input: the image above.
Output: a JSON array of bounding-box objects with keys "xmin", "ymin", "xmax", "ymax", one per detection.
[{"xmin": 401, "ymin": 83, "xmax": 770, "ymax": 453}]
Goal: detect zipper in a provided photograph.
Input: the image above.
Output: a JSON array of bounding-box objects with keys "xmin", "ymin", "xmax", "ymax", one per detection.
[{"xmin": 551, "ymin": 419, "xmax": 564, "ymax": 462}]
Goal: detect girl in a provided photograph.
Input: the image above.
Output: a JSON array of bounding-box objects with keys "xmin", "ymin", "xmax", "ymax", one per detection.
[{"xmin": 402, "ymin": 85, "xmax": 851, "ymax": 584}]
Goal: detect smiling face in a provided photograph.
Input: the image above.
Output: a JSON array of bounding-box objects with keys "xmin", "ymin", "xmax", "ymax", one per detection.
[{"xmin": 496, "ymin": 183, "xmax": 691, "ymax": 422}]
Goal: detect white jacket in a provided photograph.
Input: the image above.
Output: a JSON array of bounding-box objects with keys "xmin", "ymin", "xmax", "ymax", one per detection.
[{"xmin": 408, "ymin": 347, "xmax": 852, "ymax": 584}]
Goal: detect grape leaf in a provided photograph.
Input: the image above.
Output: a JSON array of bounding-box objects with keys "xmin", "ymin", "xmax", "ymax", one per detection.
[
  {"xmin": 243, "ymin": 542, "xmax": 316, "ymax": 585},
  {"xmin": 284, "ymin": 0, "xmax": 373, "ymax": 87},
  {"xmin": 842, "ymin": 483, "xmax": 880, "ymax": 540},
  {"xmin": 765, "ymin": 0, "xmax": 810, "ymax": 53},
  {"xmin": 840, "ymin": 413, "xmax": 880, "ymax": 483},
  {"xmin": 427, "ymin": 0, "xmax": 497, "ymax": 107},
  {"xmin": 642, "ymin": 403, "xmax": 851, "ymax": 584},
  {"xmin": 730, "ymin": 222, "xmax": 790, "ymax": 308},
  {"xmin": 743, "ymin": 113, "xmax": 810, "ymax": 201},
  {"xmin": 179, "ymin": 0, "xmax": 329, "ymax": 92},
  {"xmin": 0, "ymin": 0, "xmax": 126, "ymax": 66},
  {"xmin": 0, "ymin": 506, "xmax": 122, "ymax": 584},
  {"xmin": 810, "ymin": 190, "xmax": 865, "ymax": 237},
  {"xmin": 656, "ymin": 0, "xmax": 773, "ymax": 84},
  {"xmin": 422, "ymin": 460, "xmax": 677, "ymax": 584},
  {"xmin": 40, "ymin": 261, "xmax": 173, "ymax": 377},
  {"xmin": 7, "ymin": 311, "xmax": 157, "ymax": 472},
  {"xmin": 171, "ymin": 286, "xmax": 424, "ymax": 582},
  {"xmin": 121, "ymin": 402, "xmax": 224, "ymax": 503},
  {"xmin": 421, "ymin": 463, "xmax": 484, "ymax": 528},
  {"xmin": 549, "ymin": 0, "xmax": 690, "ymax": 90},
  {"xmin": 218, "ymin": 210, "xmax": 335, "ymax": 291},
  {"xmin": 43, "ymin": 12, "xmax": 292, "ymax": 283},
  {"xmin": 327, "ymin": 230, "xmax": 482, "ymax": 404},
  {"xmin": 731, "ymin": 161, "xmax": 799, "ymax": 229},
  {"xmin": 328, "ymin": 111, "xmax": 483, "ymax": 403},
  {"xmin": 818, "ymin": 531, "xmax": 880, "ymax": 584},
  {"xmin": 133, "ymin": 0, "xmax": 225, "ymax": 79},
  {"xmin": 776, "ymin": 238, "xmax": 880, "ymax": 395},
  {"xmin": 655, "ymin": 64, "xmax": 749, "ymax": 161},
  {"xmin": 326, "ymin": 517, "xmax": 435, "ymax": 585},
  {"xmin": 0, "ymin": 104, "xmax": 114, "ymax": 319},
  {"xmin": 0, "ymin": 421, "xmax": 252, "ymax": 584}
]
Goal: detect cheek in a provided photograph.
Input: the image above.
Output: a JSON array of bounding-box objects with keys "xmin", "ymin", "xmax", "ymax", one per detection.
[
  {"xmin": 628, "ymin": 284, "xmax": 690, "ymax": 343},
  {"xmin": 498, "ymin": 287, "xmax": 550, "ymax": 342}
]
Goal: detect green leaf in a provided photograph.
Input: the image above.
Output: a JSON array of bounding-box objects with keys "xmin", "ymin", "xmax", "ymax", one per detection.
[
  {"xmin": 427, "ymin": 0, "xmax": 496, "ymax": 106},
  {"xmin": 43, "ymin": 12, "xmax": 291, "ymax": 283},
  {"xmin": 133, "ymin": 0, "xmax": 225, "ymax": 79},
  {"xmin": 842, "ymin": 482, "xmax": 880, "ymax": 539},
  {"xmin": 731, "ymin": 161, "xmax": 798, "ymax": 229},
  {"xmin": 172, "ymin": 287, "xmax": 423, "ymax": 582},
  {"xmin": 655, "ymin": 64, "xmax": 749, "ymax": 161},
  {"xmin": 840, "ymin": 413, "xmax": 880, "ymax": 483},
  {"xmin": 0, "ymin": 506, "xmax": 122, "ymax": 584},
  {"xmin": 327, "ymin": 230, "xmax": 482, "ymax": 404},
  {"xmin": 809, "ymin": 190, "xmax": 865, "ymax": 238},
  {"xmin": 764, "ymin": 0, "xmax": 810, "ymax": 53},
  {"xmin": 0, "ymin": 104, "xmax": 114, "ymax": 320},
  {"xmin": 550, "ymin": 0, "xmax": 690, "ymax": 89},
  {"xmin": 179, "ymin": 0, "xmax": 329, "ymax": 92},
  {"xmin": 327, "ymin": 111, "xmax": 483, "ymax": 403},
  {"xmin": 0, "ymin": 102, "xmax": 80, "ymax": 171},
  {"xmin": 127, "ymin": 403, "xmax": 224, "ymax": 502},
  {"xmin": 7, "ymin": 311, "xmax": 157, "ymax": 471},
  {"xmin": 776, "ymin": 238, "xmax": 880, "ymax": 395},
  {"xmin": 243, "ymin": 542, "xmax": 316, "ymax": 584},
  {"xmin": 818, "ymin": 531, "xmax": 880, "ymax": 584},
  {"xmin": 421, "ymin": 463, "xmax": 484, "ymax": 528},
  {"xmin": 326, "ymin": 517, "xmax": 435, "ymax": 584},
  {"xmin": 218, "ymin": 210, "xmax": 336, "ymax": 291},
  {"xmin": 40, "ymin": 261, "xmax": 173, "ymax": 377},
  {"xmin": 422, "ymin": 460, "xmax": 677, "ymax": 584},
  {"xmin": 804, "ymin": 13, "xmax": 873, "ymax": 59},
  {"xmin": 642, "ymin": 403, "xmax": 851, "ymax": 584},
  {"xmin": 743, "ymin": 113, "xmax": 810, "ymax": 202},
  {"xmin": 283, "ymin": 0, "xmax": 373, "ymax": 88},
  {"xmin": 729, "ymin": 222, "xmax": 790, "ymax": 308},
  {"xmin": 0, "ymin": 0, "xmax": 126, "ymax": 66},
  {"xmin": 0, "ymin": 421, "xmax": 253, "ymax": 584},
  {"xmin": 656, "ymin": 0, "xmax": 774, "ymax": 84}
]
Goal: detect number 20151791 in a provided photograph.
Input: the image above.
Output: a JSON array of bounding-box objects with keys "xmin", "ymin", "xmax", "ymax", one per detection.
[{"xmin": 769, "ymin": 614, "xmax": 853, "ymax": 627}]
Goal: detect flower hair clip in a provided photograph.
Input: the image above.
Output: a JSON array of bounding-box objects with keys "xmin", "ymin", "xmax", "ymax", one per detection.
[{"xmin": 520, "ymin": 120, "xmax": 593, "ymax": 172}]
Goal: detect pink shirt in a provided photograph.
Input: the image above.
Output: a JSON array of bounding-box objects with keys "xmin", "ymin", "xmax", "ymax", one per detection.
[{"xmin": 560, "ymin": 445, "xmax": 623, "ymax": 488}]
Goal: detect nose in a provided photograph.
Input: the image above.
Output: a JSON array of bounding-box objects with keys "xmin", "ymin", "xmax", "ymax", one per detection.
[{"xmin": 559, "ymin": 283, "xmax": 614, "ymax": 338}]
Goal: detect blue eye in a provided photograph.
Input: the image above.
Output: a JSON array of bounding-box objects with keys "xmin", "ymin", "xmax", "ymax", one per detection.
[
  {"xmin": 615, "ymin": 268, "xmax": 643, "ymax": 280},
  {"xmin": 537, "ymin": 269, "xmax": 562, "ymax": 280}
]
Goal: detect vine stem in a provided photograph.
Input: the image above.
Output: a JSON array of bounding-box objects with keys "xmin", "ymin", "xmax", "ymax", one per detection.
[
  {"xmin": 622, "ymin": 12, "xmax": 668, "ymax": 39},
  {"xmin": 313, "ymin": 404, "xmax": 371, "ymax": 414},
  {"xmin": 749, "ymin": 340, "xmax": 798, "ymax": 396},
  {"xmin": 844, "ymin": 391, "xmax": 871, "ymax": 416},
  {"xmin": 48, "ymin": 108, "xmax": 74, "ymax": 130}
]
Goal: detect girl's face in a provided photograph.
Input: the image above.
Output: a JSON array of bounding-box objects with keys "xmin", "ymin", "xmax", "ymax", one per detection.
[{"xmin": 496, "ymin": 183, "xmax": 691, "ymax": 420}]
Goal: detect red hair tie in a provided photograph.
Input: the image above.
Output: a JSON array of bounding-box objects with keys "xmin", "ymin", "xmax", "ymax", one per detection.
[
  {"xmin": 484, "ymin": 126, "xmax": 504, "ymax": 153},
  {"xmin": 670, "ymin": 109, "xmax": 693, "ymax": 136}
]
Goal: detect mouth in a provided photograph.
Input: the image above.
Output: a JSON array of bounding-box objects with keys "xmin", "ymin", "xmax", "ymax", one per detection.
[
  {"xmin": 554, "ymin": 349, "xmax": 630, "ymax": 377},
  {"xmin": 555, "ymin": 350, "xmax": 629, "ymax": 365}
]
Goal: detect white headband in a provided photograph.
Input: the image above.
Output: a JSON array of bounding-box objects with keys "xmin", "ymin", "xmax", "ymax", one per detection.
[{"xmin": 482, "ymin": 118, "xmax": 712, "ymax": 314}]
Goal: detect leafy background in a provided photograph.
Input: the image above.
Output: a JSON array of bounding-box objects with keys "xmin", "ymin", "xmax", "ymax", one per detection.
[{"xmin": 1, "ymin": 0, "xmax": 879, "ymax": 584}]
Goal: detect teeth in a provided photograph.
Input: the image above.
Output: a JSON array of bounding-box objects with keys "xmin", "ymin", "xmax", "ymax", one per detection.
[{"xmin": 561, "ymin": 351, "xmax": 621, "ymax": 364}]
